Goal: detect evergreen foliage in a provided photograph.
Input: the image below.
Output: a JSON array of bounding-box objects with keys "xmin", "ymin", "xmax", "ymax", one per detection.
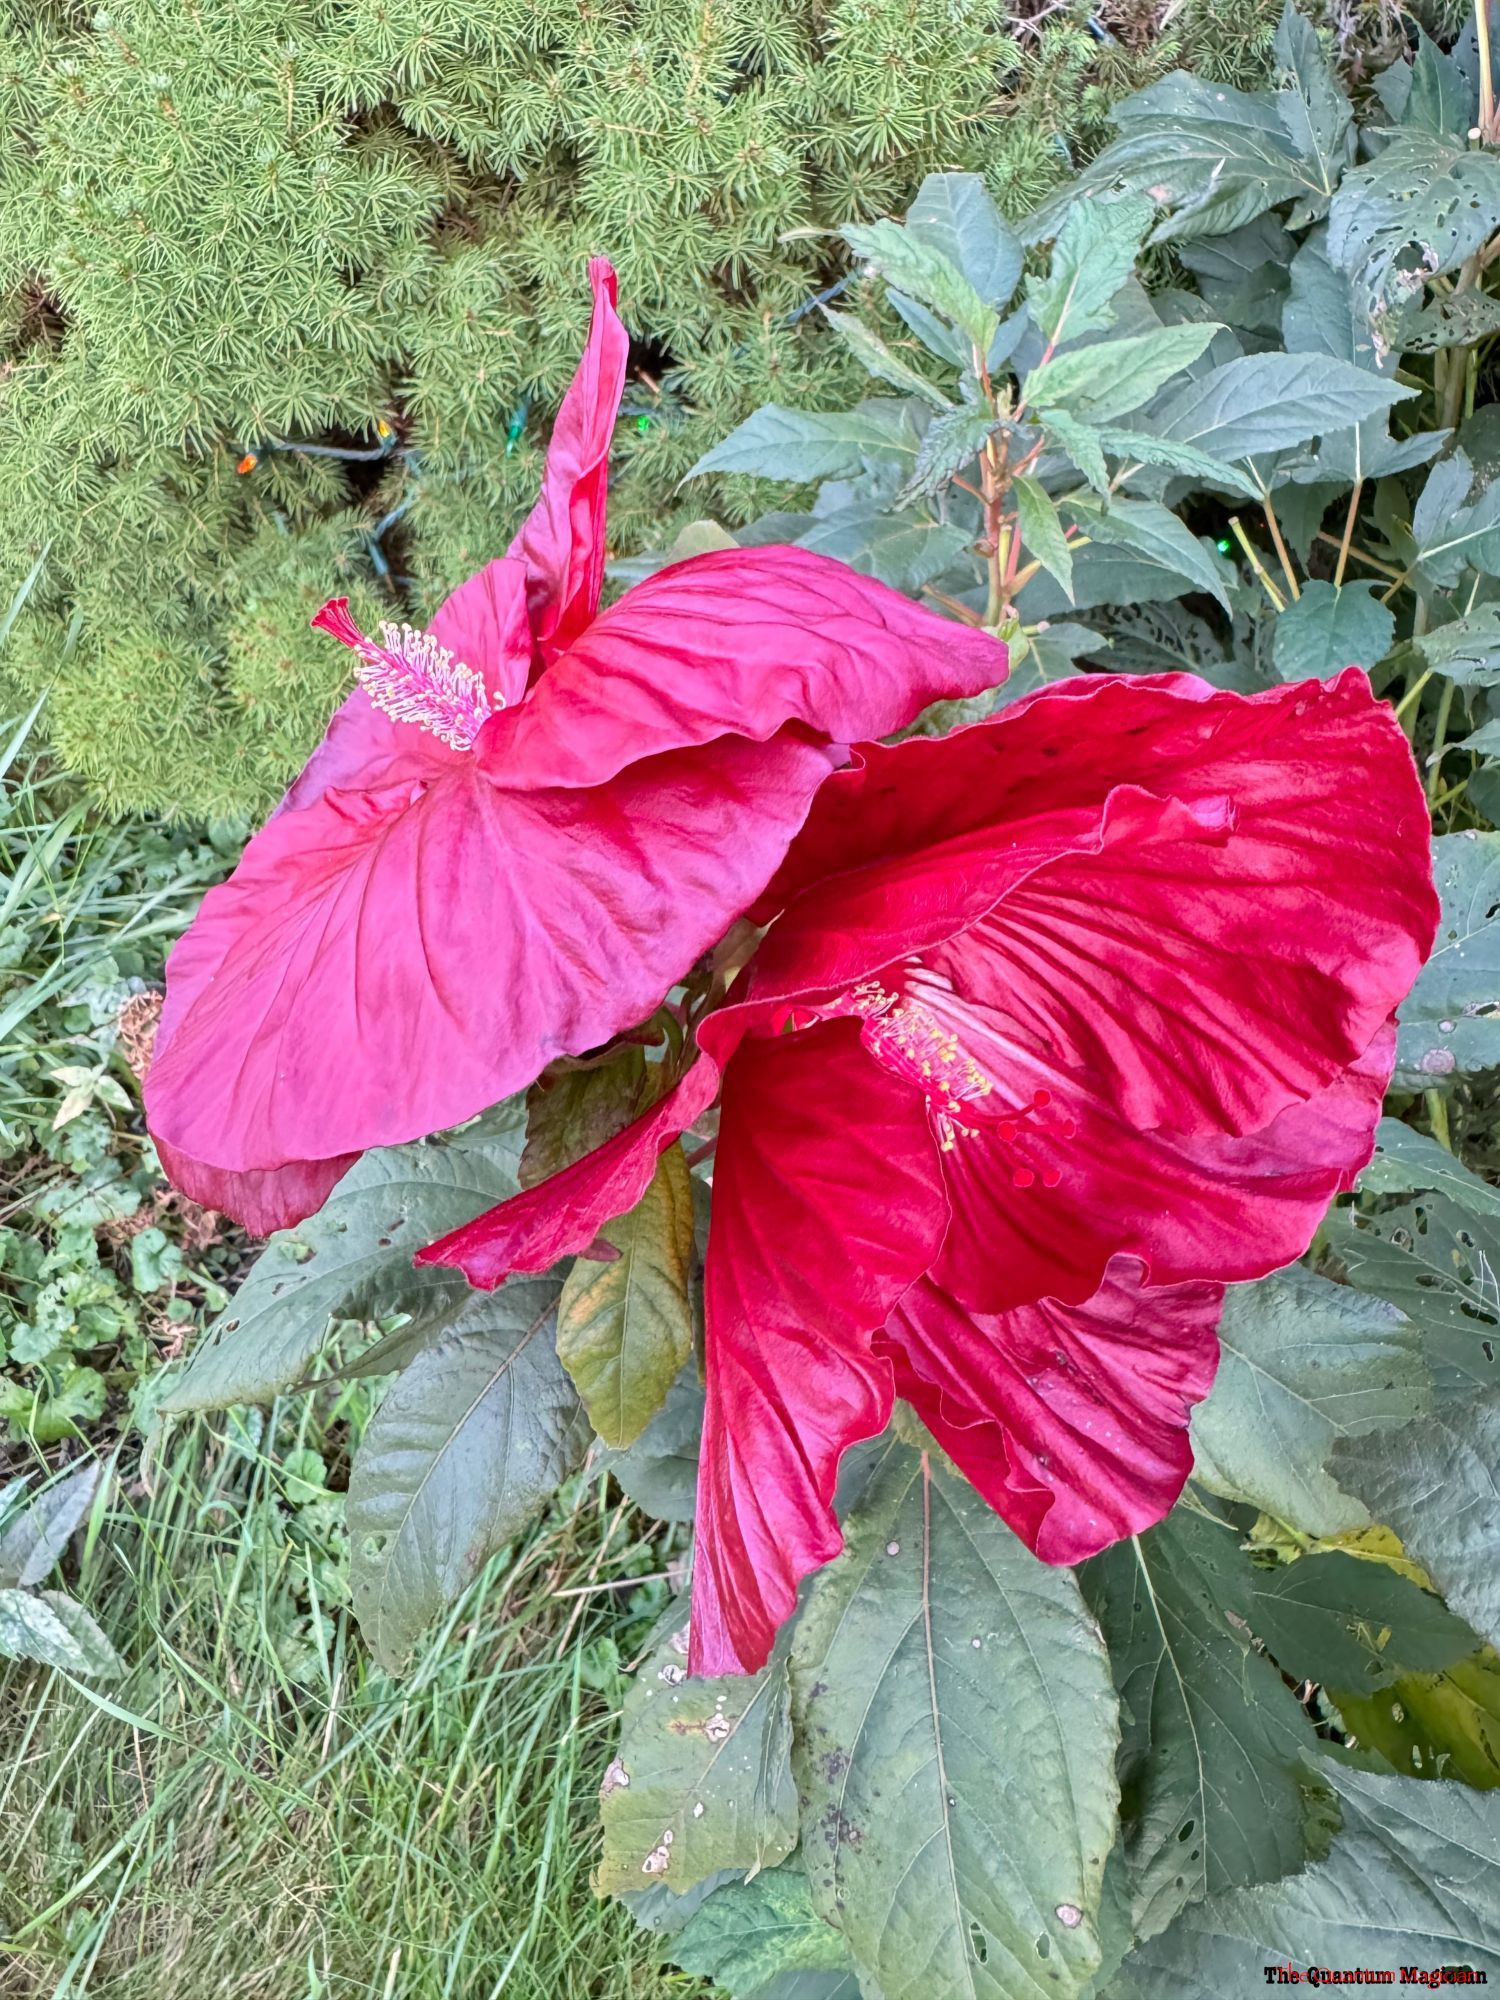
[{"xmin": 0, "ymin": 0, "xmax": 1282, "ymax": 816}]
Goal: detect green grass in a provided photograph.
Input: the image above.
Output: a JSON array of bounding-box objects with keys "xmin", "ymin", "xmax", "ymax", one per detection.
[{"xmin": 0, "ymin": 1396, "xmax": 709, "ymax": 2000}]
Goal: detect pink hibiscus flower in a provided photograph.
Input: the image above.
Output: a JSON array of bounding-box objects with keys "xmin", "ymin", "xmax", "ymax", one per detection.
[
  {"xmin": 418, "ymin": 669, "xmax": 1438, "ymax": 1675},
  {"xmin": 145, "ymin": 258, "xmax": 1006, "ymax": 1233}
]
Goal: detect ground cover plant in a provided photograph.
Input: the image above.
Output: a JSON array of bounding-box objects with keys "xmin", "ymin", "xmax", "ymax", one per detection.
[{"xmin": 126, "ymin": 8, "xmax": 1500, "ymax": 1989}]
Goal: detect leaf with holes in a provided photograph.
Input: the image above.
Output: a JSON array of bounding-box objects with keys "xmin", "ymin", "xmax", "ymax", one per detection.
[
  {"xmin": 599, "ymin": 1617, "xmax": 799, "ymax": 1897},
  {"xmin": 1328, "ymin": 1198, "xmax": 1500, "ymax": 1402},
  {"xmin": 789, "ymin": 1441, "xmax": 1118, "ymax": 2000},
  {"xmin": 1328, "ymin": 132, "xmax": 1500, "ymax": 320},
  {"xmin": 556, "ymin": 1144, "xmax": 694, "ymax": 1448},
  {"xmin": 1081, "ymin": 1504, "xmax": 1323, "ymax": 1942},
  {"xmin": 1189, "ymin": 1265, "xmax": 1428, "ymax": 1537},
  {"xmin": 1395, "ymin": 833, "xmax": 1500, "ymax": 1087},
  {"xmin": 1105, "ymin": 1759, "xmax": 1500, "ymax": 1995},
  {"xmin": 1359, "ymin": 1117, "xmax": 1500, "ymax": 1215},
  {"xmin": 163, "ymin": 1103, "xmax": 527, "ymax": 1412},
  {"xmin": 347, "ymin": 1275, "xmax": 588, "ymax": 1673},
  {"xmin": 1331, "ymin": 1389, "xmax": 1500, "ymax": 1654}
]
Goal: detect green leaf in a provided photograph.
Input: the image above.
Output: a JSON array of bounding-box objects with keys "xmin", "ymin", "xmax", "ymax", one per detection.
[
  {"xmin": 888, "ymin": 289, "xmax": 969, "ymax": 367},
  {"xmin": 601, "ymin": 1364, "xmax": 704, "ymax": 1522},
  {"xmin": 1335, "ymin": 1651, "xmax": 1500, "ymax": 1789},
  {"xmin": 1143, "ymin": 353, "xmax": 1415, "ymax": 464},
  {"xmin": 843, "ymin": 216, "xmax": 998, "ymax": 352},
  {"xmin": 163, "ymin": 1106, "xmax": 527, "ymax": 1413},
  {"xmin": 1410, "ymin": 605, "xmax": 1500, "ymax": 682},
  {"xmin": 0, "ymin": 1587, "xmax": 123, "ymax": 1678},
  {"xmin": 556, "ymin": 1145, "xmax": 694, "ymax": 1449},
  {"xmin": 1246, "ymin": 1549, "xmax": 1479, "ymax": 1692},
  {"xmin": 1023, "ymin": 324, "xmax": 1220, "ymax": 427},
  {"xmin": 0, "ymin": 1456, "xmax": 105, "ymax": 1590},
  {"xmin": 1270, "ymin": 580, "xmax": 1395, "ymax": 681},
  {"xmin": 905, "ymin": 173, "xmax": 1023, "ymax": 311},
  {"xmin": 670, "ymin": 1862, "xmax": 850, "ymax": 1991},
  {"xmin": 1096, "ymin": 427, "xmax": 1259, "ymax": 498},
  {"xmin": 1332, "ymin": 1390, "xmax": 1500, "ymax": 1652},
  {"xmin": 1028, "ymin": 194, "xmax": 1155, "ymax": 344},
  {"xmin": 1106, "ymin": 1758, "xmax": 1500, "ymax": 1994},
  {"xmin": 1329, "ymin": 1199, "xmax": 1500, "ymax": 1402},
  {"xmin": 1403, "ymin": 29, "xmax": 1475, "ymax": 135},
  {"xmin": 894, "ymin": 407, "xmax": 998, "ymax": 506},
  {"xmin": 1044, "ymin": 410, "xmax": 1110, "ymax": 493},
  {"xmin": 1082, "ymin": 1506, "xmax": 1322, "ymax": 1940},
  {"xmin": 1360, "ymin": 1116, "xmax": 1500, "ymax": 1215},
  {"xmin": 1189, "ymin": 1266, "xmax": 1429, "ymax": 1537},
  {"xmin": 599, "ymin": 1616, "xmax": 799, "ymax": 1897},
  {"xmin": 1064, "ymin": 495, "xmax": 1232, "ymax": 611},
  {"xmin": 1013, "ymin": 474, "xmax": 1073, "ymax": 597},
  {"xmin": 796, "ymin": 505, "xmax": 970, "ymax": 593},
  {"xmin": 820, "ymin": 308, "xmax": 952, "ymax": 409},
  {"xmin": 1027, "ymin": 70, "xmax": 1336, "ymax": 247},
  {"xmin": 1395, "ymin": 832, "xmax": 1500, "ymax": 1086},
  {"xmin": 346, "ymin": 1276, "xmax": 588, "ymax": 1673},
  {"xmin": 520, "ymin": 1047, "xmax": 651, "ymax": 1189},
  {"xmin": 1411, "ymin": 457, "xmax": 1500, "ymax": 587},
  {"xmin": 790, "ymin": 1443, "xmax": 1119, "ymax": 2000},
  {"xmin": 1271, "ymin": 2, "xmax": 1353, "ymax": 205},
  {"xmin": 687, "ymin": 403, "xmax": 922, "ymax": 484},
  {"xmin": 1328, "ymin": 132, "xmax": 1500, "ymax": 317}
]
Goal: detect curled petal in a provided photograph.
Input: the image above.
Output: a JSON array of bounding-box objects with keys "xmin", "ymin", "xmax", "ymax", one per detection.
[
  {"xmin": 883, "ymin": 1261, "xmax": 1223, "ymax": 1564},
  {"xmin": 507, "ymin": 256, "xmax": 629, "ymax": 668},
  {"xmin": 484, "ymin": 545, "xmax": 1007, "ymax": 790},
  {"xmin": 690, "ymin": 1022, "xmax": 948, "ymax": 1676},
  {"xmin": 416, "ymin": 1057, "xmax": 720, "ymax": 1288},
  {"xmin": 147, "ymin": 732, "xmax": 834, "ymax": 1232},
  {"xmin": 152, "ymin": 1132, "xmax": 355, "ymax": 1241},
  {"xmin": 427, "ymin": 555, "xmax": 535, "ymax": 710}
]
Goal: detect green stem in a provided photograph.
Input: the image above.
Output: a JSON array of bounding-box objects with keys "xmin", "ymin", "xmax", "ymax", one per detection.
[
  {"xmin": 1426, "ymin": 1088, "xmax": 1454, "ymax": 1153},
  {"xmin": 1426, "ymin": 678, "xmax": 1456, "ymax": 800}
]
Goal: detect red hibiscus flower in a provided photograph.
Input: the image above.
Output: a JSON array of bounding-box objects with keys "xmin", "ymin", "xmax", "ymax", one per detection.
[
  {"xmin": 145, "ymin": 258, "xmax": 1006, "ymax": 1233},
  {"xmin": 418, "ymin": 669, "xmax": 1438, "ymax": 1676}
]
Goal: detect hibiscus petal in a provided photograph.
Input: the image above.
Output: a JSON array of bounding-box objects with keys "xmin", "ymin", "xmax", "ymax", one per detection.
[
  {"xmin": 883, "ymin": 1260, "xmax": 1223, "ymax": 1564},
  {"xmin": 416, "ymin": 1057, "xmax": 720, "ymax": 1287},
  {"xmin": 935, "ymin": 1028, "xmax": 1396, "ymax": 1314},
  {"xmin": 483, "ymin": 545, "xmax": 1007, "ymax": 790},
  {"xmin": 275, "ymin": 688, "xmax": 458, "ymax": 818},
  {"xmin": 506, "ymin": 257, "xmax": 629, "ymax": 669},
  {"xmin": 152, "ymin": 1132, "xmax": 356, "ymax": 1241},
  {"xmin": 147, "ymin": 731, "xmax": 835, "ymax": 1231},
  {"xmin": 690, "ymin": 1020, "xmax": 949, "ymax": 1677},
  {"xmin": 427, "ymin": 554, "xmax": 535, "ymax": 710}
]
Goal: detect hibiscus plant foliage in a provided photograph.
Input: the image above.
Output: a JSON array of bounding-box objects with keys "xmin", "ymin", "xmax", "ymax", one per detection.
[{"xmin": 146, "ymin": 9, "xmax": 1500, "ymax": 1994}]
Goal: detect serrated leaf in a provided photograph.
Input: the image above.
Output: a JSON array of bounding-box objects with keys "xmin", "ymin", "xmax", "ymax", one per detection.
[
  {"xmin": 1360, "ymin": 1116, "xmax": 1500, "ymax": 1215},
  {"xmin": 1328, "ymin": 132, "xmax": 1500, "ymax": 318},
  {"xmin": 1270, "ymin": 580, "xmax": 1395, "ymax": 681},
  {"xmin": 1332, "ymin": 1390, "xmax": 1500, "ymax": 1653},
  {"xmin": 1064, "ymin": 495, "xmax": 1231, "ymax": 611},
  {"xmin": 1105, "ymin": 1759, "xmax": 1500, "ymax": 1995},
  {"xmin": 599, "ymin": 1617, "xmax": 798, "ymax": 1897},
  {"xmin": 347, "ymin": 1276, "xmax": 587, "ymax": 1673},
  {"xmin": 1395, "ymin": 832, "xmax": 1500, "ymax": 1086},
  {"xmin": 0, "ymin": 1457, "xmax": 104, "ymax": 1590},
  {"xmin": 843, "ymin": 215, "xmax": 999, "ymax": 351},
  {"xmin": 687, "ymin": 403, "xmax": 922, "ymax": 484},
  {"xmin": 669, "ymin": 1862, "xmax": 850, "ymax": 1991},
  {"xmin": 601, "ymin": 1364, "xmax": 704, "ymax": 1522},
  {"xmin": 796, "ymin": 505, "xmax": 970, "ymax": 593},
  {"xmin": 1246, "ymin": 1550, "xmax": 1479, "ymax": 1692},
  {"xmin": 1013, "ymin": 474, "xmax": 1073, "ymax": 597},
  {"xmin": 0, "ymin": 1587, "xmax": 123, "ymax": 1678},
  {"xmin": 1044, "ymin": 410, "xmax": 1110, "ymax": 492},
  {"xmin": 894, "ymin": 407, "xmax": 997, "ymax": 505},
  {"xmin": 556, "ymin": 1145, "xmax": 694, "ymax": 1449},
  {"xmin": 1082, "ymin": 1505, "xmax": 1322, "ymax": 1940},
  {"xmin": 1028, "ymin": 194, "xmax": 1155, "ymax": 344},
  {"xmin": 1026, "ymin": 70, "xmax": 1338, "ymax": 248},
  {"xmin": 1023, "ymin": 324, "xmax": 1220, "ymax": 426},
  {"xmin": 163, "ymin": 1107, "xmax": 526, "ymax": 1413},
  {"xmin": 905, "ymin": 173, "xmax": 1022, "ymax": 311},
  {"xmin": 1189, "ymin": 1266, "xmax": 1429, "ymax": 1537},
  {"xmin": 820, "ymin": 308, "xmax": 952, "ymax": 410},
  {"xmin": 1143, "ymin": 352, "xmax": 1414, "ymax": 465},
  {"xmin": 1097, "ymin": 427, "xmax": 1259, "ymax": 497},
  {"xmin": 790, "ymin": 1443, "xmax": 1119, "ymax": 2000}
]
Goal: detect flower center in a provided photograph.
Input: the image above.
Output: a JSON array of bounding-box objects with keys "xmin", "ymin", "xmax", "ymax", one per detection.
[
  {"xmin": 311, "ymin": 597, "xmax": 497, "ymax": 751},
  {"xmin": 827, "ymin": 973, "xmax": 1073, "ymax": 1184}
]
